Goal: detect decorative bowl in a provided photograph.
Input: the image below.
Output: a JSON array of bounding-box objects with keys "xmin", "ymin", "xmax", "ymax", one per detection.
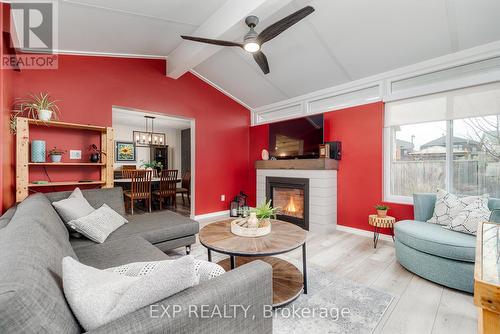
[{"xmin": 230, "ymin": 218, "xmax": 271, "ymax": 237}]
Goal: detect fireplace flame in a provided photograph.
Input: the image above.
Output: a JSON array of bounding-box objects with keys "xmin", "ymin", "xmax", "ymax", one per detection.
[{"xmin": 285, "ymin": 196, "xmax": 297, "ymax": 213}]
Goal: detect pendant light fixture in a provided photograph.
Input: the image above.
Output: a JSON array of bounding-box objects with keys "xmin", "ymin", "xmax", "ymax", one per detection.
[{"xmin": 133, "ymin": 116, "xmax": 166, "ymax": 147}]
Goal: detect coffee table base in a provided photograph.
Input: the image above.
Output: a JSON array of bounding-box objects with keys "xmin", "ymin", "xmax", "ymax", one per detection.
[{"xmin": 218, "ymin": 256, "xmax": 303, "ymax": 307}]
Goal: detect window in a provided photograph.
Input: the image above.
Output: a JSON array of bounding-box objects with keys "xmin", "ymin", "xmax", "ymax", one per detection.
[{"xmin": 384, "ymin": 83, "xmax": 500, "ymax": 203}]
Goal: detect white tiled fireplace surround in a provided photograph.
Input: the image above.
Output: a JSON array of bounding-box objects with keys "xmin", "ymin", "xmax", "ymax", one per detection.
[{"xmin": 256, "ymin": 169, "xmax": 337, "ymax": 232}]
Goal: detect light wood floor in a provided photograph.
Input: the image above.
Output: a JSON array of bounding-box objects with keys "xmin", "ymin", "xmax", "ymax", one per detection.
[{"xmin": 170, "ymin": 222, "xmax": 477, "ymax": 334}]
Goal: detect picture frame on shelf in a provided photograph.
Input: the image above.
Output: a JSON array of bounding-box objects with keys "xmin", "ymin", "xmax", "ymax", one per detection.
[{"xmin": 115, "ymin": 141, "xmax": 136, "ymax": 162}]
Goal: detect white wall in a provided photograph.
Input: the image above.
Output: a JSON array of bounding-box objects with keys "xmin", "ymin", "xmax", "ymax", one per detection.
[{"xmin": 113, "ymin": 123, "xmax": 183, "ymax": 171}]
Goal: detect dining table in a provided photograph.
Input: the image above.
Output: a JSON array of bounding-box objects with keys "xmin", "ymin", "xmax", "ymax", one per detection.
[{"xmin": 114, "ymin": 177, "xmax": 181, "ymax": 185}]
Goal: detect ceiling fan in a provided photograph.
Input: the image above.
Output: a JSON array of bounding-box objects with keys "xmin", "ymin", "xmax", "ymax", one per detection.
[{"xmin": 180, "ymin": 6, "xmax": 315, "ymax": 74}]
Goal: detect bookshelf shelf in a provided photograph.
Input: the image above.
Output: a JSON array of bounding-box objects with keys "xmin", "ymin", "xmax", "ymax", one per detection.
[
  {"xmin": 28, "ymin": 181, "xmax": 106, "ymax": 188},
  {"xmin": 28, "ymin": 162, "xmax": 106, "ymax": 166}
]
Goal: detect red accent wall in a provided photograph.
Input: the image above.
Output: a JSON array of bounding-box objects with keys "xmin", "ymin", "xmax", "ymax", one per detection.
[
  {"xmin": 324, "ymin": 102, "xmax": 413, "ymax": 233},
  {"xmin": 1, "ymin": 3, "xmax": 16, "ymax": 211},
  {"xmin": 1, "ymin": 54, "xmax": 250, "ymax": 214},
  {"xmin": 248, "ymin": 102, "xmax": 414, "ymax": 234}
]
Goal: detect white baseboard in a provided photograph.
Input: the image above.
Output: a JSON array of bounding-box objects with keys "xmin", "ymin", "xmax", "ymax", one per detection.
[
  {"xmin": 336, "ymin": 224, "xmax": 394, "ymax": 242},
  {"xmin": 193, "ymin": 210, "xmax": 230, "ymax": 222}
]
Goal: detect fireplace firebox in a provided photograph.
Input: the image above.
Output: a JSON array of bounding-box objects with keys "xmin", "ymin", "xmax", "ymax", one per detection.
[{"xmin": 266, "ymin": 177, "xmax": 309, "ymax": 230}]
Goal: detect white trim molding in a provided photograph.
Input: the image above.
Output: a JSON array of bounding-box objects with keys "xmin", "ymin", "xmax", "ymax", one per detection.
[
  {"xmin": 336, "ymin": 225, "xmax": 394, "ymax": 242},
  {"xmin": 193, "ymin": 210, "xmax": 230, "ymax": 222},
  {"xmin": 251, "ymin": 40, "xmax": 500, "ymax": 126}
]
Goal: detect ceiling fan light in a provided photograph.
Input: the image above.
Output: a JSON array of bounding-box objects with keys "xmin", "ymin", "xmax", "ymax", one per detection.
[{"xmin": 244, "ymin": 42, "xmax": 260, "ymax": 53}]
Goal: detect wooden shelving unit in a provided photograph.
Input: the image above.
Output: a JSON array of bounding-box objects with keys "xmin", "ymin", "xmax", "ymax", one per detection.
[
  {"xmin": 28, "ymin": 162, "xmax": 106, "ymax": 166},
  {"xmin": 16, "ymin": 117, "xmax": 114, "ymax": 202},
  {"xmin": 28, "ymin": 181, "xmax": 106, "ymax": 188}
]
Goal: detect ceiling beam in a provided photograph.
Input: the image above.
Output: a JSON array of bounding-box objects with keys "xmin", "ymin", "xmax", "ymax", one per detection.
[{"xmin": 166, "ymin": 0, "xmax": 295, "ymax": 79}]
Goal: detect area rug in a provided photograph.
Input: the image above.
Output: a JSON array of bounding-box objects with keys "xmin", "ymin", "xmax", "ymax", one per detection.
[
  {"xmin": 272, "ymin": 266, "xmax": 393, "ymax": 334},
  {"xmin": 172, "ymin": 248, "xmax": 393, "ymax": 334}
]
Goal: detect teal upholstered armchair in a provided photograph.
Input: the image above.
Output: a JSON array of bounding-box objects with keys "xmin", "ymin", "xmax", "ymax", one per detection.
[{"xmin": 394, "ymin": 193, "xmax": 500, "ymax": 293}]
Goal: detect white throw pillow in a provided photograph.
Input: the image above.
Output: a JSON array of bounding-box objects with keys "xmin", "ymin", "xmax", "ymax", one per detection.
[
  {"xmin": 62, "ymin": 256, "xmax": 198, "ymax": 331},
  {"xmin": 446, "ymin": 197, "xmax": 491, "ymax": 235},
  {"xmin": 68, "ymin": 204, "xmax": 127, "ymax": 243},
  {"xmin": 107, "ymin": 258, "xmax": 225, "ymax": 281},
  {"xmin": 427, "ymin": 189, "xmax": 484, "ymax": 226},
  {"xmin": 52, "ymin": 188, "xmax": 95, "ymax": 224}
]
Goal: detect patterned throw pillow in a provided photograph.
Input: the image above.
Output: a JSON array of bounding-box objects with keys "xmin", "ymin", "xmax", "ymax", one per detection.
[
  {"xmin": 445, "ymin": 197, "xmax": 491, "ymax": 235},
  {"xmin": 62, "ymin": 256, "xmax": 198, "ymax": 331},
  {"xmin": 427, "ymin": 189, "xmax": 484, "ymax": 226},
  {"xmin": 106, "ymin": 257, "xmax": 225, "ymax": 282},
  {"xmin": 68, "ymin": 204, "xmax": 127, "ymax": 243}
]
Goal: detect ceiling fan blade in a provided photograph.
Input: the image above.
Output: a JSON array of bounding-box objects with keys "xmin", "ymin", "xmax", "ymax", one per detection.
[
  {"xmin": 180, "ymin": 35, "xmax": 243, "ymax": 47},
  {"xmin": 257, "ymin": 6, "xmax": 315, "ymax": 44},
  {"xmin": 253, "ymin": 51, "xmax": 270, "ymax": 74}
]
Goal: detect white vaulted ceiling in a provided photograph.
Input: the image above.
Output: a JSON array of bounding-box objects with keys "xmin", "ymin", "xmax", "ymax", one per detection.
[{"xmin": 13, "ymin": 0, "xmax": 500, "ymax": 109}]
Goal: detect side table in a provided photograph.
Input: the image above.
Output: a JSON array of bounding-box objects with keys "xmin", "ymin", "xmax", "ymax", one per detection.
[{"xmin": 368, "ymin": 214, "xmax": 396, "ymax": 248}]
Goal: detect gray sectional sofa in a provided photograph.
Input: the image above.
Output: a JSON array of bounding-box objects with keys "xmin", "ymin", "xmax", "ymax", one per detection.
[
  {"xmin": 0, "ymin": 188, "xmax": 273, "ymax": 333},
  {"xmin": 395, "ymin": 193, "xmax": 500, "ymax": 293}
]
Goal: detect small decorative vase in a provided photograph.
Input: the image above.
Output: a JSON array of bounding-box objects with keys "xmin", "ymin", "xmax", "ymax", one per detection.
[
  {"xmin": 38, "ymin": 109, "xmax": 53, "ymax": 121},
  {"xmin": 31, "ymin": 140, "xmax": 46, "ymax": 162},
  {"xmin": 261, "ymin": 149, "xmax": 269, "ymax": 160},
  {"xmin": 89, "ymin": 153, "xmax": 100, "ymax": 163},
  {"xmin": 377, "ymin": 209, "xmax": 387, "ymax": 218},
  {"xmin": 247, "ymin": 212, "xmax": 259, "ymax": 228},
  {"xmin": 50, "ymin": 154, "xmax": 62, "ymax": 163}
]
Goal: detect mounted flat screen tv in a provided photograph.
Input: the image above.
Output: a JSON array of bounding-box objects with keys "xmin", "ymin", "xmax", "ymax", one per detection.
[{"xmin": 269, "ymin": 114, "xmax": 324, "ymax": 159}]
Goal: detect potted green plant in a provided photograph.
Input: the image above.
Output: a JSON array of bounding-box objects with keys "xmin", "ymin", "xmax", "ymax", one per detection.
[
  {"xmin": 375, "ymin": 204, "xmax": 390, "ymax": 218},
  {"xmin": 88, "ymin": 144, "xmax": 106, "ymax": 163},
  {"xmin": 140, "ymin": 160, "xmax": 163, "ymax": 170},
  {"xmin": 15, "ymin": 93, "xmax": 60, "ymax": 122},
  {"xmin": 10, "ymin": 93, "xmax": 60, "ymax": 134},
  {"xmin": 251, "ymin": 199, "xmax": 279, "ymax": 227},
  {"xmin": 48, "ymin": 147, "xmax": 66, "ymax": 163}
]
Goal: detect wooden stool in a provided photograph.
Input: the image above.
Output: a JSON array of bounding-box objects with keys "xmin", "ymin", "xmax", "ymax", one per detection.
[{"xmin": 368, "ymin": 215, "xmax": 396, "ymax": 248}]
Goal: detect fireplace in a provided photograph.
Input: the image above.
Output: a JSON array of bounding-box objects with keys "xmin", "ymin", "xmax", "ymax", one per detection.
[{"xmin": 266, "ymin": 177, "xmax": 309, "ymax": 230}]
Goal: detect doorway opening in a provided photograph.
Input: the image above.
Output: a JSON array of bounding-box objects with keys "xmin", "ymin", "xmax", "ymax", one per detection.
[{"xmin": 112, "ymin": 107, "xmax": 194, "ymax": 217}]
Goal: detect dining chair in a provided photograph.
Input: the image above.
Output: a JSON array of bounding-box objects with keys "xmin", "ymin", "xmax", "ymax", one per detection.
[
  {"xmin": 123, "ymin": 170, "xmax": 152, "ymax": 214},
  {"xmin": 176, "ymin": 170, "xmax": 191, "ymax": 205},
  {"xmin": 153, "ymin": 170, "xmax": 178, "ymax": 210},
  {"xmin": 121, "ymin": 165, "xmax": 136, "ymax": 179}
]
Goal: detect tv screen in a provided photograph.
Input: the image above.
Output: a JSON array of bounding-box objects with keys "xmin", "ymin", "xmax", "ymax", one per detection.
[{"xmin": 269, "ymin": 114, "xmax": 324, "ymax": 159}]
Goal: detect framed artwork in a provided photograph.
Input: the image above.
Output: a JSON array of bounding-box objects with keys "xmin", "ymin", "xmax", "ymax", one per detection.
[{"xmin": 115, "ymin": 141, "xmax": 136, "ymax": 162}]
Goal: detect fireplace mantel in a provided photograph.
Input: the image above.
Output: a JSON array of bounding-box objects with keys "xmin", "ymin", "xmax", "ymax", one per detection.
[{"xmin": 255, "ymin": 158, "xmax": 338, "ymax": 170}]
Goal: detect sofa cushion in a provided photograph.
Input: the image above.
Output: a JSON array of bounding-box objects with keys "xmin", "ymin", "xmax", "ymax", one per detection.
[
  {"xmin": 46, "ymin": 187, "xmax": 126, "ymax": 216},
  {"xmin": 74, "ymin": 236, "xmax": 169, "ymax": 269},
  {"xmin": 62, "ymin": 256, "xmax": 198, "ymax": 331},
  {"xmin": 118, "ymin": 211, "xmax": 199, "ymax": 243},
  {"xmin": 69, "ymin": 204, "xmax": 128, "ymax": 243},
  {"xmin": 0, "ymin": 206, "xmax": 16, "ymax": 229},
  {"xmin": 395, "ymin": 220, "xmax": 476, "ymax": 262},
  {"xmin": 0, "ymin": 194, "xmax": 80, "ymax": 334},
  {"xmin": 70, "ymin": 211, "xmax": 199, "ymax": 249}
]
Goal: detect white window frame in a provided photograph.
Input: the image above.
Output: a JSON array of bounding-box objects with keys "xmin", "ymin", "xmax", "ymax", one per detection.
[{"xmin": 383, "ymin": 120, "xmax": 456, "ymax": 204}]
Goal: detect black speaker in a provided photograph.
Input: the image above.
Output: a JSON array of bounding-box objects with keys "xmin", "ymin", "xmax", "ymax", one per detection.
[{"xmin": 327, "ymin": 141, "xmax": 341, "ymax": 160}]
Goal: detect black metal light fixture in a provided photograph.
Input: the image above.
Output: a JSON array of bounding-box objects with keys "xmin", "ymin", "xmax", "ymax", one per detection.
[{"xmin": 133, "ymin": 116, "xmax": 166, "ymax": 147}]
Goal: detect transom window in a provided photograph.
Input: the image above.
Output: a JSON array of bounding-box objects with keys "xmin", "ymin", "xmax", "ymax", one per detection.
[{"xmin": 384, "ymin": 83, "xmax": 500, "ymax": 203}]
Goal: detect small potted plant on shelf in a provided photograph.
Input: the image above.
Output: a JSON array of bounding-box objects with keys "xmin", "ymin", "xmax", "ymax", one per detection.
[
  {"xmin": 88, "ymin": 144, "xmax": 106, "ymax": 163},
  {"xmin": 48, "ymin": 147, "xmax": 66, "ymax": 163},
  {"xmin": 375, "ymin": 204, "xmax": 390, "ymax": 218},
  {"xmin": 10, "ymin": 93, "xmax": 60, "ymax": 134}
]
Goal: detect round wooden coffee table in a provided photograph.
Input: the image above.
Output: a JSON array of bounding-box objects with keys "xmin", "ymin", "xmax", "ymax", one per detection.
[{"xmin": 199, "ymin": 219, "xmax": 307, "ymax": 307}]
